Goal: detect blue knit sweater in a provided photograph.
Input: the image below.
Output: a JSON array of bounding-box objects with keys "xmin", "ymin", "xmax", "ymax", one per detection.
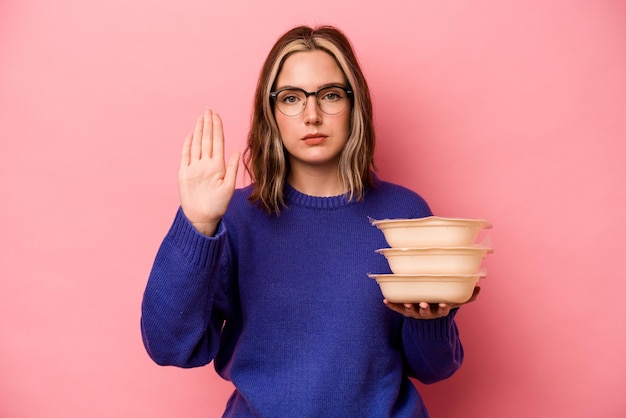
[{"xmin": 141, "ymin": 179, "xmax": 463, "ymax": 417}]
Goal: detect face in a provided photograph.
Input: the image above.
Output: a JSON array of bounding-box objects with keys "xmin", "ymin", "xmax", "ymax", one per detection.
[{"xmin": 273, "ymin": 50, "xmax": 351, "ymax": 174}]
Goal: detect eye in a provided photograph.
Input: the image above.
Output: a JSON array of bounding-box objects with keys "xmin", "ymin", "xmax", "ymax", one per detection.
[
  {"xmin": 278, "ymin": 90, "xmax": 304, "ymax": 105},
  {"xmin": 282, "ymin": 95, "xmax": 298, "ymax": 104},
  {"xmin": 320, "ymin": 88, "xmax": 344, "ymax": 102}
]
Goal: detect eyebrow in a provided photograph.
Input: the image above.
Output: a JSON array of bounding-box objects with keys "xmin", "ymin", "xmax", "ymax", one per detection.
[{"xmin": 273, "ymin": 82, "xmax": 348, "ymax": 91}]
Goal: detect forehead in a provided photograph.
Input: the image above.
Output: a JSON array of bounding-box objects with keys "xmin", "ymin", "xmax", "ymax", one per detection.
[{"xmin": 275, "ymin": 50, "xmax": 346, "ymax": 89}]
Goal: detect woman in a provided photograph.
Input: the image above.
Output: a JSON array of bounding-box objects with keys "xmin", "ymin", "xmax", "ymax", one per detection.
[{"xmin": 141, "ymin": 25, "xmax": 475, "ymax": 417}]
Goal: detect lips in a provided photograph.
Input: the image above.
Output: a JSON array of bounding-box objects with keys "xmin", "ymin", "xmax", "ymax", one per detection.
[{"xmin": 302, "ymin": 133, "xmax": 328, "ymax": 145}]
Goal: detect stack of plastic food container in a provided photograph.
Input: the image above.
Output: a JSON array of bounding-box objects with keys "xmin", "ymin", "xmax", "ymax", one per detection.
[{"xmin": 368, "ymin": 216, "xmax": 493, "ymax": 304}]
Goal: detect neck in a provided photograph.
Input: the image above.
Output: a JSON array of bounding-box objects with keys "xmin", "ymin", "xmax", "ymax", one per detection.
[{"xmin": 287, "ymin": 165, "xmax": 347, "ymax": 197}]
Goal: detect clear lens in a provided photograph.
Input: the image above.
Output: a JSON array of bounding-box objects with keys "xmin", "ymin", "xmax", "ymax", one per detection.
[
  {"xmin": 275, "ymin": 89, "xmax": 306, "ymax": 116},
  {"xmin": 317, "ymin": 86, "xmax": 349, "ymax": 115}
]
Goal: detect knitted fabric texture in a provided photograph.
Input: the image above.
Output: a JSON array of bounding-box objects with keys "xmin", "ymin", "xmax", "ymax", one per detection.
[{"xmin": 141, "ymin": 179, "xmax": 464, "ymax": 417}]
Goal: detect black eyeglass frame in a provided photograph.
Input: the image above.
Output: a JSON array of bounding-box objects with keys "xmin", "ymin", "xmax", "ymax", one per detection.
[{"xmin": 269, "ymin": 85, "xmax": 354, "ymax": 116}]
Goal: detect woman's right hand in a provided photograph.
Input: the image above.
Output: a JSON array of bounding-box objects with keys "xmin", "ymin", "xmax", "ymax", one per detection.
[{"xmin": 178, "ymin": 109, "xmax": 240, "ymax": 236}]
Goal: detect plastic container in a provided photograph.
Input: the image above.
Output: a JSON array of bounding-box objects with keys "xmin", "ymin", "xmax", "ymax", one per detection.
[
  {"xmin": 371, "ymin": 216, "xmax": 491, "ymax": 248},
  {"xmin": 376, "ymin": 246, "xmax": 492, "ymax": 274},
  {"xmin": 368, "ymin": 272, "xmax": 483, "ymax": 303}
]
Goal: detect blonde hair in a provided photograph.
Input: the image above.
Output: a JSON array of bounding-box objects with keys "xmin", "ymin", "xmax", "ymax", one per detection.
[{"xmin": 244, "ymin": 25, "xmax": 376, "ymax": 215}]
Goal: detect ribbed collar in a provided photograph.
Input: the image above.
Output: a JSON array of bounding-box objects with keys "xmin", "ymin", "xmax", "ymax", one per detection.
[{"xmin": 284, "ymin": 183, "xmax": 354, "ymax": 209}]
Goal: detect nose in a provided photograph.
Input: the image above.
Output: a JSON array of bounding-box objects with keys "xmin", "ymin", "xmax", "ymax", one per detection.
[{"xmin": 303, "ymin": 95, "xmax": 322, "ymax": 124}]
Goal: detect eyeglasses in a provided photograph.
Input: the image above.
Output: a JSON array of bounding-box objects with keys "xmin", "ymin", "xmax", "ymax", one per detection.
[{"xmin": 270, "ymin": 85, "xmax": 353, "ymax": 117}]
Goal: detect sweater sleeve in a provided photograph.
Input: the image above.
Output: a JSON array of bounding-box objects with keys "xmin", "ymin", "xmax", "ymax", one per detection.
[
  {"xmin": 401, "ymin": 308, "xmax": 464, "ymax": 384},
  {"xmin": 140, "ymin": 208, "xmax": 231, "ymax": 368}
]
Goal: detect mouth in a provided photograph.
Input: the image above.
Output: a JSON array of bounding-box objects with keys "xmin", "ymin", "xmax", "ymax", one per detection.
[{"xmin": 301, "ymin": 133, "xmax": 328, "ymax": 145}]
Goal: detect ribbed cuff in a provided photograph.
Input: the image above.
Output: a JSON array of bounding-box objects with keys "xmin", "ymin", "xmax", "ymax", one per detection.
[
  {"xmin": 405, "ymin": 308, "xmax": 459, "ymax": 341},
  {"xmin": 167, "ymin": 207, "xmax": 226, "ymax": 269}
]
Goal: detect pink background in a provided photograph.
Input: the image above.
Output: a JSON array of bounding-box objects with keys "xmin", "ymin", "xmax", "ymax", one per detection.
[{"xmin": 2, "ymin": 0, "xmax": 625, "ymax": 417}]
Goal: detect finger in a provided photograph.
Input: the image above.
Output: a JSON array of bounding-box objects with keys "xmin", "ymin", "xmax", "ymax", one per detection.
[
  {"xmin": 191, "ymin": 115, "xmax": 204, "ymax": 160},
  {"xmin": 201, "ymin": 109, "xmax": 213, "ymax": 159},
  {"xmin": 211, "ymin": 112, "xmax": 225, "ymax": 161},
  {"xmin": 402, "ymin": 303, "xmax": 414, "ymax": 315},
  {"xmin": 437, "ymin": 304, "xmax": 452, "ymax": 316},
  {"xmin": 180, "ymin": 132, "xmax": 192, "ymax": 167},
  {"xmin": 224, "ymin": 152, "xmax": 241, "ymax": 187},
  {"xmin": 383, "ymin": 299, "xmax": 405, "ymax": 315},
  {"xmin": 384, "ymin": 300, "xmax": 430, "ymax": 319}
]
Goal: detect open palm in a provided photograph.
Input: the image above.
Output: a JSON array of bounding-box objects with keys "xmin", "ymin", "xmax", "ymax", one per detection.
[{"xmin": 178, "ymin": 109, "xmax": 240, "ymax": 236}]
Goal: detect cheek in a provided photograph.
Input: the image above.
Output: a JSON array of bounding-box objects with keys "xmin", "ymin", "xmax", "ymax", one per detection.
[
  {"xmin": 339, "ymin": 113, "xmax": 352, "ymax": 138},
  {"xmin": 275, "ymin": 114, "xmax": 293, "ymax": 139}
]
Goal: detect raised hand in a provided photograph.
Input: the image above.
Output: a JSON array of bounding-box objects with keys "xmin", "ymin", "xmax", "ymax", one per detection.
[{"xmin": 178, "ymin": 109, "xmax": 240, "ymax": 236}]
